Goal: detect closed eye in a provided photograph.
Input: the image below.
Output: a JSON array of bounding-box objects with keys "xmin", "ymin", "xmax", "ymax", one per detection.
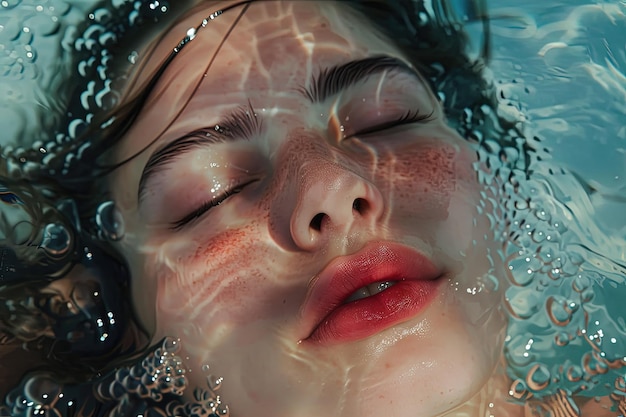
[
  {"xmin": 170, "ymin": 179, "xmax": 258, "ymax": 230},
  {"xmin": 345, "ymin": 109, "xmax": 435, "ymax": 140}
]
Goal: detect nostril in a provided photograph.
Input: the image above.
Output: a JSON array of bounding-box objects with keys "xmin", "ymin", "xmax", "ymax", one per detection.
[
  {"xmin": 352, "ymin": 198, "xmax": 369, "ymax": 215},
  {"xmin": 310, "ymin": 213, "xmax": 326, "ymax": 231}
]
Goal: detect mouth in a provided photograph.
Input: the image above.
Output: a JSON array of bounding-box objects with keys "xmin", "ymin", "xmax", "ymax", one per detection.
[
  {"xmin": 300, "ymin": 242, "xmax": 444, "ymax": 345},
  {"xmin": 343, "ymin": 280, "xmax": 397, "ymax": 303}
]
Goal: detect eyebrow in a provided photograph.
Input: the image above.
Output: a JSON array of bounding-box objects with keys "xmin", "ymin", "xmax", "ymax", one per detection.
[
  {"xmin": 302, "ymin": 55, "xmax": 418, "ymax": 103},
  {"xmin": 137, "ymin": 56, "xmax": 418, "ymax": 201},
  {"xmin": 138, "ymin": 104, "xmax": 261, "ymax": 201}
]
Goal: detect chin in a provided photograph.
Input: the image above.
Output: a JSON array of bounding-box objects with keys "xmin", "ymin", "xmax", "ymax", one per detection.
[
  {"xmin": 287, "ymin": 296, "xmax": 503, "ymax": 417},
  {"xmin": 352, "ymin": 311, "xmax": 500, "ymax": 416}
]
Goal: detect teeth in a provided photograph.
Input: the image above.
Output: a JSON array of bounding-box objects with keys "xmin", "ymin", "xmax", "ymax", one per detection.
[
  {"xmin": 344, "ymin": 281, "xmax": 396, "ymax": 303},
  {"xmin": 344, "ymin": 287, "xmax": 370, "ymax": 303}
]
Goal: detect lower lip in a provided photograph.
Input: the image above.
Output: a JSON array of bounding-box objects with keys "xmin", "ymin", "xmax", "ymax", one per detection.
[{"xmin": 306, "ymin": 278, "xmax": 442, "ymax": 345}]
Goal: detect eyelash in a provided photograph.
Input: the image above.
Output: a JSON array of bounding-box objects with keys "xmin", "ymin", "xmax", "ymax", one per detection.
[
  {"xmin": 171, "ymin": 179, "xmax": 257, "ymax": 230},
  {"xmin": 218, "ymin": 103, "xmax": 262, "ymax": 141},
  {"xmin": 347, "ymin": 108, "xmax": 435, "ymax": 139}
]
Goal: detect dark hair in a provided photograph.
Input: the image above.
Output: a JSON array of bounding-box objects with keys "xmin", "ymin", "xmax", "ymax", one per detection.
[{"xmin": 0, "ymin": 0, "xmax": 518, "ymax": 413}]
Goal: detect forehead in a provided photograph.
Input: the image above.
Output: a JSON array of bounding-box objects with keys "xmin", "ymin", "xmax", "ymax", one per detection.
[
  {"xmin": 125, "ymin": 1, "xmax": 403, "ymax": 100},
  {"xmin": 111, "ymin": 1, "xmax": 408, "ymax": 190}
]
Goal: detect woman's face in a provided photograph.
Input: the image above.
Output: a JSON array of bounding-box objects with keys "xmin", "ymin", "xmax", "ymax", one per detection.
[{"xmin": 111, "ymin": 1, "xmax": 507, "ymax": 416}]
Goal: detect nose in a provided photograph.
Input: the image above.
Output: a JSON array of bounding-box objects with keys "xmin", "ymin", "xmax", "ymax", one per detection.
[{"xmin": 290, "ymin": 159, "xmax": 384, "ymax": 251}]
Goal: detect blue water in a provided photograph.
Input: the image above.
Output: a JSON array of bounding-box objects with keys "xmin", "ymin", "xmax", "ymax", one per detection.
[
  {"xmin": 482, "ymin": 0, "xmax": 626, "ymax": 404},
  {"xmin": 487, "ymin": 0, "xmax": 626, "ymax": 236}
]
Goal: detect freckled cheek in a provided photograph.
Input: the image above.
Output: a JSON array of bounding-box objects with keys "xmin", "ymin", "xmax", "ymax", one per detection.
[
  {"xmin": 374, "ymin": 142, "xmax": 466, "ymax": 219},
  {"xmin": 150, "ymin": 224, "xmax": 291, "ymax": 329}
]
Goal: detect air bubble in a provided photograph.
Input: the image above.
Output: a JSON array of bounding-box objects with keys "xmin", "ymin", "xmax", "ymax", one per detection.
[
  {"xmin": 186, "ymin": 27, "xmax": 197, "ymax": 41},
  {"xmin": 509, "ymin": 379, "xmax": 531, "ymax": 400},
  {"xmin": 546, "ymin": 296, "xmax": 576, "ymax": 327},
  {"xmin": 526, "ymin": 363, "xmax": 551, "ymax": 391},
  {"xmin": 582, "ymin": 351, "xmax": 609, "ymax": 376},
  {"xmin": 514, "ymin": 199, "xmax": 529, "ymax": 210},
  {"xmin": 162, "ymin": 337, "xmax": 180, "ymax": 354},
  {"xmin": 533, "ymin": 207, "xmax": 550, "ymax": 222},
  {"xmin": 128, "ymin": 50, "xmax": 138, "ymax": 64},
  {"xmin": 23, "ymin": 375, "xmax": 60, "ymax": 405},
  {"xmin": 95, "ymin": 201, "xmax": 125, "ymax": 241},
  {"xmin": 554, "ymin": 332, "xmax": 570, "ymax": 347},
  {"xmin": 572, "ymin": 274, "xmax": 590, "ymax": 292},
  {"xmin": 565, "ymin": 365, "xmax": 583, "ymax": 382},
  {"xmin": 506, "ymin": 255, "xmax": 540, "ymax": 286},
  {"xmin": 40, "ymin": 223, "xmax": 71, "ymax": 256},
  {"xmin": 531, "ymin": 229, "xmax": 546, "ymax": 243}
]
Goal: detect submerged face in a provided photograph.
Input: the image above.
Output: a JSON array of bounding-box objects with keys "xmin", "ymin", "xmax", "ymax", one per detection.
[{"xmin": 111, "ymin": 1, "xmax": 507, "ymax": 416}]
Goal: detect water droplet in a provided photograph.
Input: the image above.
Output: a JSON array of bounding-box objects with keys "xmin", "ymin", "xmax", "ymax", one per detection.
[
  {"xmin": 95, "ymin": 201, "xmax": 125, "ymax": 241},
  {"xmin": 186, "ymin": 27, "xmax": 197, "ymax": 40},
  {"xmin": 207, "ymin": 375, "xmax": 224, "ymax": 391}
]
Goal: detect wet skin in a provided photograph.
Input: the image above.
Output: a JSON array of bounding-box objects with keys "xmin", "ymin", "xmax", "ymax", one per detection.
[{"xmin": 110, "ymin": 2, "xmax": 510, "ymax": 416}]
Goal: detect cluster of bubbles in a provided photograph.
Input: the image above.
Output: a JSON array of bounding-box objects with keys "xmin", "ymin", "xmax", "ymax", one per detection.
[
  {"xmin": 38, "ymin": 200, "xmax": 124, "ymax": 261},
  {"xmin": 2, "ymin": 2, "xmax": 234, "ymax": 414},
  {"xmin": 95, "ymin": 337, "xmax": 189, "ymax": 413},
  {"xmin": 503, "ymin": 172, "xmax": 626, "ymax": 401},
  {"xmin": 2, "ymin": 0, "xmax": 171, "ymax": 179},
  {"xmin": 0, "ymin": 0, "xmax": 84, "ymax": 172},
  {"xmin": 417, "ymin": 3, "xmax": 626, "ymax": 408},
  {"xmin": 1, "ymin": 337, "xmax": 230, "ymax": 417},
  {"xmin": 469, "ymin": 72, "xmax": 626, "ymax": 411}
]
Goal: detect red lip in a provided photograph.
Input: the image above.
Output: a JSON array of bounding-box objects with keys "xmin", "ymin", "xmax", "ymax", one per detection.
[{"xmin": 300, "ymin": 242, "xmax": 443, "ymax": 345}]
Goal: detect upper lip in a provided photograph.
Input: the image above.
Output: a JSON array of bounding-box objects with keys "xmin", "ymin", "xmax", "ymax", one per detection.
[{"xmin": 299, "ymin": 241, "xmax": 442, "ymax": 341}]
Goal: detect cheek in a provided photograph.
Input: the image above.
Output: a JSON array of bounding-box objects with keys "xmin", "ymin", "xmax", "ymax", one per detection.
[
  {"xmin": 376, "ymin": 141, "xmax": 459, "ymax": 220},
  {"xmin": 146, "ymin": 225, "xmax": 278, "ymax": 334}
]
